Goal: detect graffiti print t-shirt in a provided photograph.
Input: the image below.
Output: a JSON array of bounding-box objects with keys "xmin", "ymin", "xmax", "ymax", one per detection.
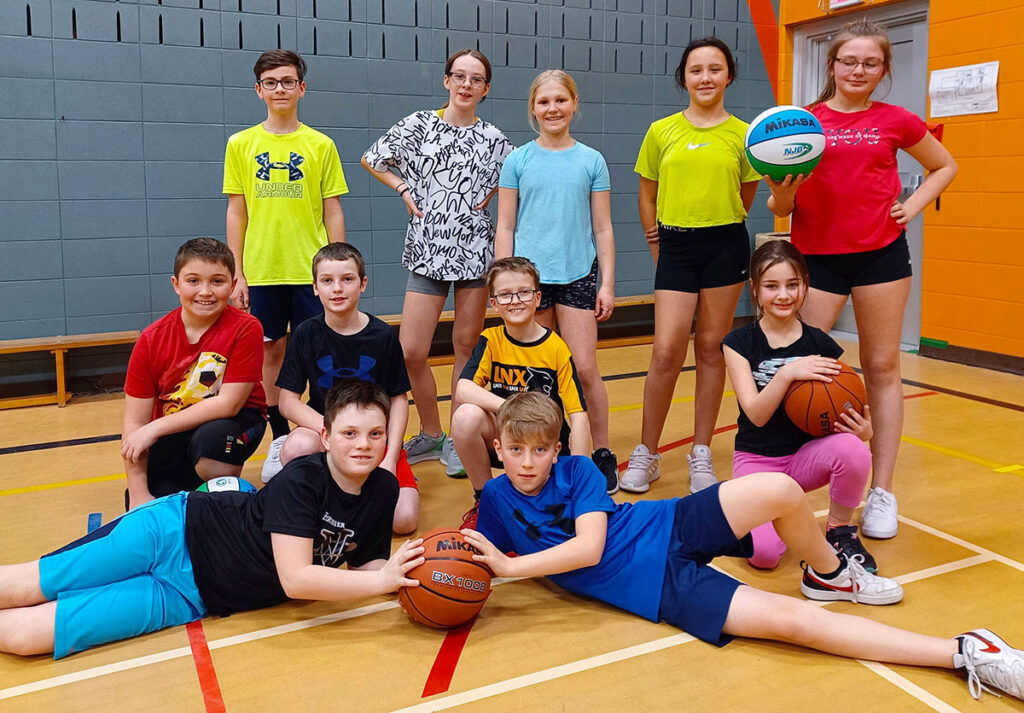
[
  {"xmin": 276, "ymin": 313, "xmax": 411, "ymax": 413},
  {"xmin": 362, "ymin": 110, "xmax": 512, "ymax": 280},
  {"xmin": 223, "ymin": 124, "xmax": 348, "ymax": 285},
  {"xmin": 124, "ymin": 305, "xmax": 267, "ymax": 421},
  {"xmin": 185, "ymin": 453, "xmax": 398, "ymax": 615},
  {"xmin": 461, "ymin": 325, "xmax": 586, "ymax": 448},
  {"xmin": 721, "ymin": 321, "xmax": 843, "ymax": 457}
]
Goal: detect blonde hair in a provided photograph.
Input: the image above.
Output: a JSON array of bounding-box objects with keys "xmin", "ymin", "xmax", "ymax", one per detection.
[
  {"xmin": 496, "ymin": 392, "xmax": 562, "ymax": 446},
  {"xmin": 527, "ymin": 69, "xmax": 579, "ymax": 132},
  {"xmin": 813, "ymin": 19, "xmax": 892, "ymax": 106}
]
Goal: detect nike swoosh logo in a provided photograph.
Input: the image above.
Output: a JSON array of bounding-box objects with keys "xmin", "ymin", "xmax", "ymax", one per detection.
[
  {"xmin": 687, "ymin": 142, "xmax": 711, "ymax": 150},
  {"xmin": 966, "ymin": 632, "xmax": 1001, "ymax": 654}
]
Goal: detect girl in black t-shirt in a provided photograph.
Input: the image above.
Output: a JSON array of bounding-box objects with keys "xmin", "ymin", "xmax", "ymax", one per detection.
[{"xmin": 722, "ymin": 241, "xmax": 876, "ymax": 572}]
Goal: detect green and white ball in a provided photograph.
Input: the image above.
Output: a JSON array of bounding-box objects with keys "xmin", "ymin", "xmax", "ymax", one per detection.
[
  {"xmin": 745, "ymin": 105, "xmax": 826, "ymax": 181},
  {"xmin": 197, "ymin": 476, "xmax": 257, "ymax": 493}
]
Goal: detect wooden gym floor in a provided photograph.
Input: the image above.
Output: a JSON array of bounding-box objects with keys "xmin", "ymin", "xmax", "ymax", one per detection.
[{"xmin": 1, "ymin": 340, "xmax": 1023, "ymax": 712}]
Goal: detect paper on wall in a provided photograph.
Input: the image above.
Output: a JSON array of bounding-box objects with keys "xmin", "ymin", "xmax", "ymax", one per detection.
[{"xmin": 928, "ymin": 61, "xmax": 999, "ymax": 117}]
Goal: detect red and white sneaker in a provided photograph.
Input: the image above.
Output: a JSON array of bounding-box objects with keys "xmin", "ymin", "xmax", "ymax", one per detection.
[
  {"xmin": 954, "ymin": 629, "xmax": 1024, "ymax": 701},
  {"xmin": 461, "ymin": 501, "xmax": 480, "ymax": 531},
  {"xmin": 800, "ymin": 553, "xmax": 903, "ymax": 605}
]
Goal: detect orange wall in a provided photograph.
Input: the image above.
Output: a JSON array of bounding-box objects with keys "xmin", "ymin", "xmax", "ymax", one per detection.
[{"xmin": 776, "ymin": 0, "xmax": 1024, "ymax": 358}]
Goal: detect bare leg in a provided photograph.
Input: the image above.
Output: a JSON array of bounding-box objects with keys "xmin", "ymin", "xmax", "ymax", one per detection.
[
  {"xmin": 393, "ymin": 488, "xmax": 420, "ymax": 535},
  {"xmin": 450, "ymin": 286, "xmax": 489, "ymax": 428},
  {"xmin": 399, "ymin": 291, "xmax": 447, "ymax": 438},
  {"xmin": 723, "ymin": 586, "xmax": 957, "ymax": 666},
  {"xmin": 0, "ymin": 562, "xmax": 46, "ymax": 609},
  {"xmin": 262, "ymin": 338, "xmax": 288, "ymax": 409},
  {"xmin": 278, "ymin": 427, "xmax": 324, "ymax": 465},
  {"xmin": 640, "ymin": 290, "xmax": 699, "ymax": 451},
  {"xmin": 450, "ymin": 404, "xmax": 498, "ymax": 491},
  {"xmin": 0, "ymin": 601, "xmax": 57, "ymax": 656},
  {"xmin": 851, "ymin": 279, "xmax": 912, "ymax": 492},
  {"xmin": 194, "ymin": 458, "xmax": 243, "ymax": 480},
  {"xmin": 691, "ymin": 283, "xmax": 744, "ymax": 450},
  {"xmin": 553, "ymin": 304, "xmax": 610, "ymax": 450}
]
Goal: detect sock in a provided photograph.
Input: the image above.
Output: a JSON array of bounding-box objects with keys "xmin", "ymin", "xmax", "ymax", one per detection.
[
  {"xmin": 816, "ymin": 558, "xmax": 847, "ymax": 580},
  {"xmin": 268, "ymin": 406, "xmax": 290, "ymax": 440},
  {"xmin": 473, "ymin": 488, "xmax": 482, "ymax": 501}
]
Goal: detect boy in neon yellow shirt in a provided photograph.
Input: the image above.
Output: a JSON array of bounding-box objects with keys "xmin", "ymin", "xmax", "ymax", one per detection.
[{"xmin": 224, "ymin": 49, "xmax": 348, "ymax": 448}]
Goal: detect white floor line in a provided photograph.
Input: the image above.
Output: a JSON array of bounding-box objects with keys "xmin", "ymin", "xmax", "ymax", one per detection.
[
  {"xmin": 858, "ymin": 660, "xmax": 964, "ymax": 713},
  {"xmin": 388, "ymin": 633, "xmax": 697, "ymax": 713},
  {"xmin": 896, "ymin": 515, "xmax": 1024, "ymax": 574},
  {"xmin": 894, "ymin": 554, "xmax": 992, "ymax": 585}
]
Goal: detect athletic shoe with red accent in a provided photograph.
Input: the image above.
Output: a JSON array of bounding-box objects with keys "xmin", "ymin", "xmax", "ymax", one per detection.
[
  {"xmin": 954, "ymin": 629, "xmax": 1024, "ymax": 701},
  {"xmin": 461, "ymin": 501, "xmax": 480, "ymax": 531},
  {"xmin": 800, "ymin": 553, "xmax": 903, "ymax": 605}
]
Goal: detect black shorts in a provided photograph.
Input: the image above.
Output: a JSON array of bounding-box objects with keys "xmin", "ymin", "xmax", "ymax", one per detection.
[
  {"xmin": 539, "ymin": 260, "xmax": 598, "ymax": 311},
  {"xmin": 805, "ymin": 233, "xmax": 912, "ymax": 296},
  {"xmin": 146, "ymin": 407, "xmax": 266, "ymax": 497},
  {"xmin": 658, "ymin": 483, "xmax": 753, "ymax": 646},
  {"xmin": 248, "ymin": 284, "xmax": 322, "ymax": 341},
  {"xmin": 654, "ymin": 223, "xmax": 750, "ymax": 293}
]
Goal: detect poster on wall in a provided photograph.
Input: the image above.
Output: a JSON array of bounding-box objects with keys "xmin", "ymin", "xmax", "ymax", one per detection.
[{"xmin": 928, "ymin": 61, "xmax": 999, "ymax": 117}]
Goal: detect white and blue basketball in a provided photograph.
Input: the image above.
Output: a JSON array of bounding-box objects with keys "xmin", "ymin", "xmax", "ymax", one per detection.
[
  {"xmin": 745, "ymin": 106, "xmax": 825, "ymax": 182},
  {"xmin": 197, "ymin": 476, "xmax": 257, "ymax": 494}
]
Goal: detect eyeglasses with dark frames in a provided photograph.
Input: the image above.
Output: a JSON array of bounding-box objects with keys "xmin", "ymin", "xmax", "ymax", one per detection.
[{"xmin": 492, "ymin": 289, "xmax": 539, "ymax": 305}]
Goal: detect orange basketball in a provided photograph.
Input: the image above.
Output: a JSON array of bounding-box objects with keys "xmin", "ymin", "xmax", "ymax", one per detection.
[
  {"xmin": 783, "ymin": 360, "xmax": 868, "ymax": 437},
  {"xmin": 398, "ymin": 527, "xmax": 492, "ymax": 629}
]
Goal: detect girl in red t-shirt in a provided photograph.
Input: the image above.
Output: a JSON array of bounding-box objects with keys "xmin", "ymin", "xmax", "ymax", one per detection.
[{"xmin": 765, "ymin": 20, "xmax": 956, "ymax": 541}]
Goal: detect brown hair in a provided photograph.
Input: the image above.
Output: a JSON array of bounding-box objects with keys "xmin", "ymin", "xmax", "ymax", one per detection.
[
  {"xmin": 675, "ymin": 36, "xmax": 737, "ymax": 91},
  {"xmin": 173, "ymin": 238, "xmax": 235, "ymax": 278},
  {"xmin": 442, "ymin": 49, "xmax": 492, "ymax": 108},
  {"xmin": 812, "ymin": 20, "xmax": 892, "ymax": 106},
  {"xmin": 527, "ymin": 69, "xmax": 579, "ymax": 132},
  {"xmin": 486, "ymin": 257, "xmax": 540, "ymax": 293},
  {"xmin": 496, "ymin": 392, "xmax": 562, "ymax": 446},
  {"xmin": 322, "ymin": 379, "xmax": 390, "ymax": 433},
  {"xmin": 253, "ymin": 49, "xmax": 307, "ymax": 81},
  {"xmin": 748, "ymin": 240, "xmax": 810, "ymax": 318},
  {"xmin": 312, "ymin": 242, "xmax": 366, "ymax": 281}
]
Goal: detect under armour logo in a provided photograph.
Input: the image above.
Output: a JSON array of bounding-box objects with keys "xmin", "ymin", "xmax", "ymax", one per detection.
[
  {"xmin": 255, "ymin": 151, "xmax": 304, "ymax": 181},
  {"xmin": 512, "ymin": 503, "xmax": 575, "ymax": 542},
  {"xmin": 316, "ymin": 354, "xmax": 377, "ymax": 389}
]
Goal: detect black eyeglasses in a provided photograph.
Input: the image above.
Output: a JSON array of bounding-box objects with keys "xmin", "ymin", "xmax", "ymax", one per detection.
[
  {"xmin": 447, "ymin": 71, "xmax": 488, "ymax": 88},
  {"xmin": 258, "ymin": 78, "xmax": 301, "ymax": 90},
  {"xmin": 492, "ymin": 289, "xmax": 539, "ymax": 305}
]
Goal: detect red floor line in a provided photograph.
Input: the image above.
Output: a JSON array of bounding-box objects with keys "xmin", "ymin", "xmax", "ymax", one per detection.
[
  {"xmin": 186, "ymin": 620, "xmax": 227, "ymax": 713},
  {"xmin": 421, "ymin": 618, "xmax": 477, "ymax": 698}
]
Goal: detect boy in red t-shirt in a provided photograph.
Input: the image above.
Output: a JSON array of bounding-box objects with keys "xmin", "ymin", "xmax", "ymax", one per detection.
[{"xmin": 121, "ymin": 238, "xmax": 268, "ymax": 509}]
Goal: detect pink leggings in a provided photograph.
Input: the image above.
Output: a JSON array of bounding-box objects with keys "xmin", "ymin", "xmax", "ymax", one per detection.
[{"xmin": 732, "ymin": 433, "xmax": 871, "ymax": 570}]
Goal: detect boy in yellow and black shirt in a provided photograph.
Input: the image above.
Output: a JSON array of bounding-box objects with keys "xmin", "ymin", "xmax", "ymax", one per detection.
[{"xmin": 452, "ymin": 257, "xmax": 592, "ymax": 528}]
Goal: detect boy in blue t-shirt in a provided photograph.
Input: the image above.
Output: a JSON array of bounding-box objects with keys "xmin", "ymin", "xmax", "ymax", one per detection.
[
  {"xmin": 265, "ymin": 242, "xmax": 419, "ymax": 535},
  {"xmin": 464, "ymin": 392, "xmax": 1024, "ymax": 702}
]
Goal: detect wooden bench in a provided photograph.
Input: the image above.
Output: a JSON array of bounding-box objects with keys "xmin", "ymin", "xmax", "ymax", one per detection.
[{"xmin": 0, "ymin": 331, "xmax": 140, "ymax": 409}]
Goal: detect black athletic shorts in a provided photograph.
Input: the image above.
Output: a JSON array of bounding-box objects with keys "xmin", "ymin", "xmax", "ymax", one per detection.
[
  {"xmin": 539, "ymin": 260, "xmax": 598, "ymax": 311},
  {"xmin": 654, "ymin": 222, "xmax": 750, "ymax": 293},
  {"xmin": 805, "ymin": 232, "xmax": 912, "ymax": 296},
  {"xmin": 146, "ymin": 407, "xmax": 267, "ymax": 497}
]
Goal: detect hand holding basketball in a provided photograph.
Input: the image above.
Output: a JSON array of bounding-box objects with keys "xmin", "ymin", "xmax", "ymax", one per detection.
[
  {"xmin": 834, "ymin": 403, "xmax": 873, "ymax": 442},
  {"xmin": 461, "ymin": 529, "xmax": 515, "ymax": 578},
  {"xmin": 782, "ymin": 355, "xmax": 841, "ymax": 383},
  {"xmin": 377, "ymin": 538, "xmax": 425, "ymax": 593},
  {"xmin": 764, "ymin": 172, "xmax": 809, "ymax": 198}
]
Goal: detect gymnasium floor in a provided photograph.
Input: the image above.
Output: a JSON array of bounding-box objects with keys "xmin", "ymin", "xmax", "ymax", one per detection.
[{"xmin": 1, "ymin": 340, "xmax": 1023, "ymax": 712}]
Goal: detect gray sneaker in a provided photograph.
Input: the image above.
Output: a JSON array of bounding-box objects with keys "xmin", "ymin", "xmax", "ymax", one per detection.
[
  {"xmin": 442, "ymin": 437, "xmax": 467, "ymax": 478},
  {"xmin": 404, "ymin": 429, "xmax": 445, "ymax": 464},
  {"xmin": 687, "ymin": 445, "xmax": 717, "ymax": 493}
]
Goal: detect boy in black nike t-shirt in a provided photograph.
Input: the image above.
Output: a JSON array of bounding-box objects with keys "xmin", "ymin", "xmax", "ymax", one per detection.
[
  {"xmin": 268, "ymin": 243, "xmax": 419, "ymax": 534},
  {"xmin": 0, "ymin": 381, "xmax": 424, "ymax": 659}
]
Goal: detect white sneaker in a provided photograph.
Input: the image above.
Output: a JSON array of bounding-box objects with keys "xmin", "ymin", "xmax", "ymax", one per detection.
[
  {"xmin": 261, "ymin": 434, "xmax": 288, "ymax": 483},
  {"xmin": 861, "ymin": 487, "xmax": 899, "ymax": 539},
  {"xmin": 687, "ymin": 445, "xmax": 717, "ymax": 493},
  {"xmin": 954, "ymin": 629, "xmax": 1024, "ymax": 701},
  {"xmin": 619, "ymin": 445, "xmax": 661, "ymax": 493},
  {"xmin": 800, "ymin": 553, "xmax": 904, "ymax": 605}
]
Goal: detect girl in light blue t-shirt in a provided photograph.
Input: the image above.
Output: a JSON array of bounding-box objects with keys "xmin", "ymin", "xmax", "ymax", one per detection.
[{"xmin": 494, "ymin": 70, "xmax": 619, "ymax": 494}]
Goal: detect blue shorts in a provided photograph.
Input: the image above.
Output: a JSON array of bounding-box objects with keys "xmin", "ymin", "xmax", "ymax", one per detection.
[
  {"xmin": 39, "ymin": 493, "xmax": 207, "ymax": 659},
  {"xmin": 248, "ymin": 284, "xmax": 322, "ymax": 340},
  {"xmin": 538, "ymin": 260, "xmax": 598, "ymax": 311},
  {"xmin": 658, "ymin": 483, "xmax": 753, "ymax": 646}
]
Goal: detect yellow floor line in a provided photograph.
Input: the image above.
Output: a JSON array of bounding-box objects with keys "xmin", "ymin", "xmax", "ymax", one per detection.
[
  {"xmin": 0, "ymin": 472, "xmax": 125, "ymax": 497},
  {"xmin": 901, "ymin": 434, "xmax": 1022, "ymax": 474}
]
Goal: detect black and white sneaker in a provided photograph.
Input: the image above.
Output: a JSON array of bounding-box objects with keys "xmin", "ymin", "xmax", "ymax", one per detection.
[
  {"xmin": 592, "ymin": 448, "xmax": 619, "ymax": 495},
  {"xmin": 955, "ymin": 629, "xmax": 1024, "ymax": 701},
  {"xmin": 800, "ymin": 553, "xmax": 903, "ymax": 605},
  {"xmin": 826, "ymin": 525, "xmax": 878, "ymax": 572}
]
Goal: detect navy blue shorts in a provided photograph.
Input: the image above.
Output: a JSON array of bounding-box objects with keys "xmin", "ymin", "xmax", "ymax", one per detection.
[
  {"xmin": 147, "ymin": 407, "xmax": 266, "ymax": 497},
  {"xmin": 539, "ymin": 260, "xmax": 598, "ymax": 311},
  {"xmin": 654, "ymin": 222, "xmax": 750, "ymax": 293},
  {"xmin": 805, "ymin": 233, "xmax": 912, "ymax": 296},
  {"xmin": 658, "ymin": 482, "xmax": 753, "ymax": 646},
  {"xmin": 248, "ymin": 284, "xmax": 322, "ymax": 340}
]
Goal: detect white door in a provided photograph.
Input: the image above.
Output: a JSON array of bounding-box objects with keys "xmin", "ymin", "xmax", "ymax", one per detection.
[{"xmin": 793, "ymin": 1, "xmax": 929, "ymax": 350}]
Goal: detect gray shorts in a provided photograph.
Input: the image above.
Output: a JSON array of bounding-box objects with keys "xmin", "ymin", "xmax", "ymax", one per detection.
[{"xmin": 406, "ymin": 270, "xmax": 486, "ymax": 296}]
